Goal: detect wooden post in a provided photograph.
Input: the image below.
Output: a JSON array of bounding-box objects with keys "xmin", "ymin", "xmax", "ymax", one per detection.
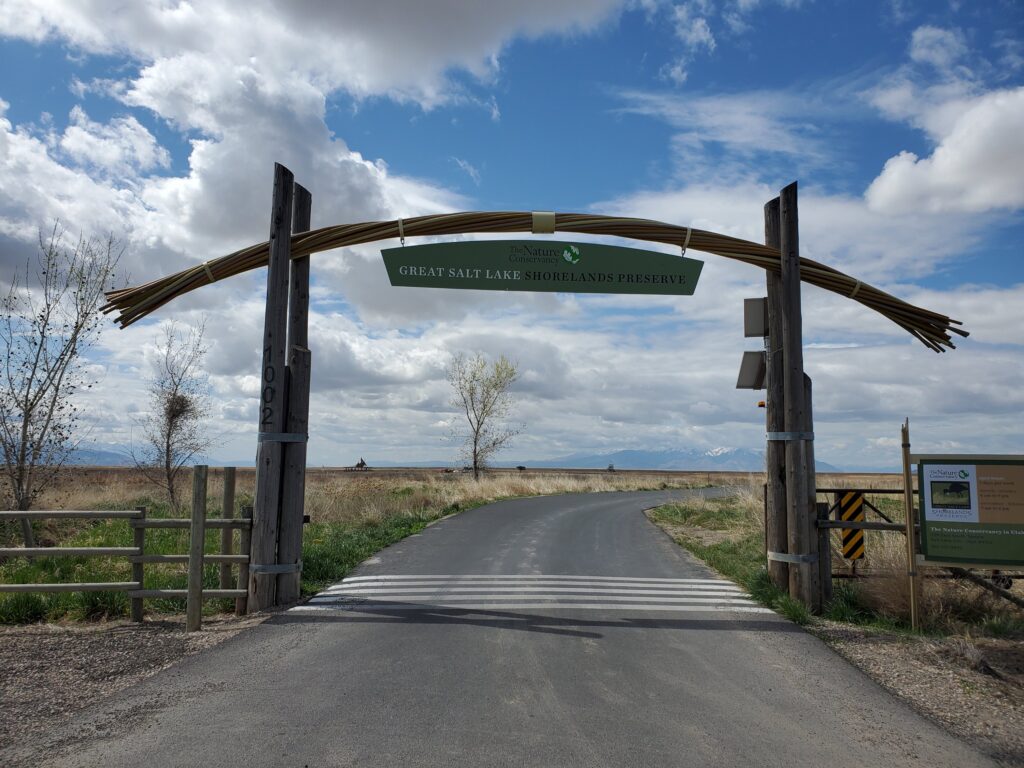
[
  {"xmin": 236, "ymin": 505, "xmax": 252, "ymax": 616},
  {"xmin": 779, "ymin": 181, "xmax": 815, "ymax": 610},
  {"xmin": 901, "ymin": 419, "xmax": 920, "ymax": 630},
  {"xmin": 763, "ymin": 196, "xmax": 788, "ymax": 589},
  {"xmin": 219, "ymin": 466, "xmax": 236, "ymax": 590},
  {"xmin": 131, "ymin": 506, "xmax": 146, "ymax": 622},
  {"xmin": 277, "ymin": 184, "xmax": 312, "ymax": 605},
  {"xmin": 805, "ymin": 375, "xmax": 827, "ymax": 609},
  {"xmin": 186, "ymin": 465, "xmax": 208, "ymax": 632},
  {"xmin": 249, "ymin": 163, "xmax": 294, "ymax": 612}
]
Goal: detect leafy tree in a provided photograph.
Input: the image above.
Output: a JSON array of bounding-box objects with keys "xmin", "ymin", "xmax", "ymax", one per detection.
[
  {"xmin": 0, "ymin": 224, "xmax": 122, "ymax": 521},
  {"xmin": 446, "ymin": 352, "xmax": 520, "ymax": 480},
  {"xmin": 133, "ymin": 321, "xmax": 212, "ymax": 512}
]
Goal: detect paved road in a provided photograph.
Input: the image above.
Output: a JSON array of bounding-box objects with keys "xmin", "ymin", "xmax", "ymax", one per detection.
[{"xmin": 11, "ymin": 490, "xmax": 995, "ymax": 767}]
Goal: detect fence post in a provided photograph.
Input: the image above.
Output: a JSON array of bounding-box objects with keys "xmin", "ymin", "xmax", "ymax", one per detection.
[
  {"xmin": 186, "ymin": 465, "xmax": 208, "ymax": 632},
  {"xmin": 236, "ymin": 505, "xmax": 253, "ymax": 616},
  {"xmin": 131, "ymin": 506, "xmax": 146, "ymax": 622},
  {"xmin": 219, "ymin": 467, "xmax": 236, "ymax": 590}
]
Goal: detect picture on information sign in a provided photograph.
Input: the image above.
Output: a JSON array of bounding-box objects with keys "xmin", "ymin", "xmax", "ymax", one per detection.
[{"xmin": 929, "ymin": 481, "xmax": 973, "ymax": 509}]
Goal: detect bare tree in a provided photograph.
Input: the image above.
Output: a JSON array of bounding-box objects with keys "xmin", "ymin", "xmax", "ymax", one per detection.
[
  {"xmin": 0, "ymin": 224, "xmax": 123, "ymax": 520},
  {"xmin": 447, "ymin": 352, "xmax": 520, "ymax": 480},
  {"xmin": 133, "ymin": 321, "xmax": 212, "ymax": 512}
]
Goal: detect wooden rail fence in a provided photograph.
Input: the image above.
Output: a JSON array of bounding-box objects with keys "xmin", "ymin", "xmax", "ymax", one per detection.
[{"xmin": 0, "ymin": 466, "xmax": 250, "ymax": 631}]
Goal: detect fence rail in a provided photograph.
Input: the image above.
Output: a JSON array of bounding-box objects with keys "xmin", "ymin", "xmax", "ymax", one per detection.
[{"xmin": 0, "ymin": 466, "xmax": 249, "ymax": 631}]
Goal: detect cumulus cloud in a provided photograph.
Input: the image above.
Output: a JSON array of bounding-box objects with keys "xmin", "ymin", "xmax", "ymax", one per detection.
[{"xmin": 866, "ymin": 86, "xmax": 1024, "ymax": 214}]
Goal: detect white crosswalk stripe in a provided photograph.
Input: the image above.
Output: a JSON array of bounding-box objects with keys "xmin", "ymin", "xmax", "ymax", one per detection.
[{"xmin": 287, "ymin": 574, "xmax": 772, "ymax": 615}]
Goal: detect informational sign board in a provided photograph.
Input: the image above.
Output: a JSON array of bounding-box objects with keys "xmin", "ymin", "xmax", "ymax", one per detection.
[
  {"xmin": 382, "ymin": 240, "xmax": 703, "ymax": 295},
  {"xmin": 916, "ymin": 455, "xmax": 1024, "ymax": 566}
]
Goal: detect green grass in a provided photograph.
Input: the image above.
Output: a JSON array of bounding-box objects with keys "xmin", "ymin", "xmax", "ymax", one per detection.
[
  {"xmin": 649, "ymin": 500, "xmax": 810, "ymax": 625},
  {"xmin": 301, "ymin": 504, "xmax": 458, "ymax": 594},
  {"xmin": 0, "ymin": 493, "xmax": 473, "ymax": 623}
]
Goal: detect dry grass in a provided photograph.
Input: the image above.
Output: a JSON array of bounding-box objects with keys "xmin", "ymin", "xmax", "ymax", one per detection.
[
  {"xmin": 10, "ymin": 465, "xmax": 710, "ymax": 529},
  {"xmin": 719, "ymin": 474, "xmax": 1024, "ymax": 633}
]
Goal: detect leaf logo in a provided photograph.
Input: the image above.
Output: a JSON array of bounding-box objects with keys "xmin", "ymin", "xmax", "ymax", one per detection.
[
  {"xmin": 562, "ymin": 245, "xmax": 581, "ymax": 265},
  {"xmin": 959, "ymin": 469, "xmax": 969, "ymax": 479}
]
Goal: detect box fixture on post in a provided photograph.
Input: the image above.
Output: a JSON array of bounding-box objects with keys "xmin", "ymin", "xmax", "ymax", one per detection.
[
  {"xmin": 736, "ymin": 350, "xmax": 767, "ymax": 390},
  {"xmin": 743, "ymin": 297, "xmax": 769, "ymax": 338}
]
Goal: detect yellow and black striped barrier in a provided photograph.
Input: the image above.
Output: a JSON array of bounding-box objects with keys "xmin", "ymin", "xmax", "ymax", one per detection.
[{"xmin": 839, "ymin": 492, "xmax": 865, "ymax": 560}]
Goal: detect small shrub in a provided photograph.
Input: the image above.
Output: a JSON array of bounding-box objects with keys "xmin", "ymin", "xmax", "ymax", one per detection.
[
  {"xmin": 775, "ymin": 594, "xmax": 810, "ymax": 625},
  {"xmin": 825, "ymin": 581, "xmax": 873, "ymax": 623},
  {"xmin": 0, "ymin": 592, "xmax": 48, "ymax": 623},
  {"xmin": 76, "ymin": 590, "xmax": 128, "ymax": 620}
]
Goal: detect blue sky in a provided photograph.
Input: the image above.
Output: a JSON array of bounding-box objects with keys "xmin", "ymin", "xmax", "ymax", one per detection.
[{"xmin": 0, "ymin": 0, "xmax": 1022, "ymax": 469}]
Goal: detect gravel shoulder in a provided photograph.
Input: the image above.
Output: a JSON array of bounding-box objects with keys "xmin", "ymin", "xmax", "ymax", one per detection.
[
  {"xmin": 0, "ymin": 614, "xmax": 265, "ymax": 761},
  {"xmin": 813, "ymin": 623, "xmax": 1024, "ymax": 767}
]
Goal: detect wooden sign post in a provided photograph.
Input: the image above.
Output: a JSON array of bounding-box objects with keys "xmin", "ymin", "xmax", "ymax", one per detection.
[
  {"xmin": 277, "ymin": 184, "xmax": 312, "ymax": 604},
  {"xmin": 778, "ymin": 182, "xmax": 821, "ymax": 613},
  {"xmin": 763, "ymin": 197, "xmax": 788, "ymax": 590},
  {"xmin": 249, "ymin": 163, "xmax": 295, "ymax": 612}
]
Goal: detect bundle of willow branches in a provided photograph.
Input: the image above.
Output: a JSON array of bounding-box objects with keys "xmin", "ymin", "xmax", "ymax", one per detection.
[{"xmin": 102, "ymin": 211, "xmax": 967, "ymax": 351}]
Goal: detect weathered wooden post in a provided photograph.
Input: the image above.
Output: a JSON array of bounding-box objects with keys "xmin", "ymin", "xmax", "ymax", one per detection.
[
  {"xmin": 805, "ymin": 375, "xmax": 829, "ymax": 606},
  {"xmin": 236, "ymin": 504, "xmax": 252, "ymax": 616},
  {"xmin": 779, "ymin": 181, "xmax": 820, "ymax": 612},
  {"xmin": 186, "ymin": 465, "xmax": 208, "ymax": 632},
  {"xmin": 249, "ymin": 164, "xmax": 294, "ymax": 612},
  {"xmin": 218, "ymin": 466, "xmax": 236, "ymax": 590},
  {"xmin": 763, "ymin": 197, "xmax": 788, "ymax": 590},
  {"xmin": 277, "ymin": 184, "xmax": 312, "ymax": 604},
  {"xmin": 131, "ymin": 505, "xmax": 146, "ymax": 622}
]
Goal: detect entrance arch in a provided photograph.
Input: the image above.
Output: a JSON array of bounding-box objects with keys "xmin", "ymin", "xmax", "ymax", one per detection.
[{"xmin": 102, "ymin": 164, "xmax": 968, "ymax": 614}]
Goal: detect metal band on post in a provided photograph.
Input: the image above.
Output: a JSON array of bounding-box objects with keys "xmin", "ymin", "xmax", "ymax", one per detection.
[
  {"xmin": 767, "ymin": 551, "xmax": 818, "ymax": 564},
  {"xmin": 249, "ymin": 562, "xmax": 302, "ymax": 575},
  {"xmin": 256, "ymin": 432, "xmax": 308, "ymax": 443},
  {"xmin": 766, "ymin": 431, "xmax": 814, "ymax": 441}
]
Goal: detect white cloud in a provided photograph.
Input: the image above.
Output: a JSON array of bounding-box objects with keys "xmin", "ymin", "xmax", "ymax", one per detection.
[
  {"xmin": 909, "ymin": 25, "xmax": 968, "ymax": 72},
  {"xmin": 0, "ymin": 0, "xmax": 625, "ymax": 110},
  {"xmin": 59, "ymin": 106, "xmax": 169, "ymax": 177},
  {"xmin": 866, "ymin": 86, "xmax": 1024, "ymax": 214}
]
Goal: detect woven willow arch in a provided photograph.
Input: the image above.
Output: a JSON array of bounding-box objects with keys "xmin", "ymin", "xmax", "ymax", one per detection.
[{"xmin": 103, "ymin": 211, "xmax": 966, "ymax": 351}]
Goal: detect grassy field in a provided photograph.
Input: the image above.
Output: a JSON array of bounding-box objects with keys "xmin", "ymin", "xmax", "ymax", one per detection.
[
  {"xmin": 0, "ymin": 465, "xmax": 710, "ymax": 623},
  {"xmin": 648, "ymin": 477, "xmax": 1024, "ymax": 637}
]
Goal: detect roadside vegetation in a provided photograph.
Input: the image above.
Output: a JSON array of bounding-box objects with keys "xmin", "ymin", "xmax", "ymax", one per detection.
[
  {"xmin": 648, "ymin": 476, "xmax": 1024, "ymax": 637},
  {"xmin": 1, "ymin": 466, "xmax": 703, "ymax": 623}
]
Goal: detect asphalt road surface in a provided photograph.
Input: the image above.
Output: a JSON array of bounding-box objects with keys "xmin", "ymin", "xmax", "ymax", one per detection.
[{"xmin": 11, "ymin": 490, "xmax": 996, "ymax": 767}]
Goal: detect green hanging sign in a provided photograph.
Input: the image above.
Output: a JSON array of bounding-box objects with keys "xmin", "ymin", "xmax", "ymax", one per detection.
[{"xmin": 382, "ymin": 240, "xmax": 702, "ymax": 295}]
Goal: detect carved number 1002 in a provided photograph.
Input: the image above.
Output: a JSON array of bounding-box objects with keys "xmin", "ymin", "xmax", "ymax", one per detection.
[{"xmin": 261, "ymin": 346, "xmax": 275, "ymax": 425}]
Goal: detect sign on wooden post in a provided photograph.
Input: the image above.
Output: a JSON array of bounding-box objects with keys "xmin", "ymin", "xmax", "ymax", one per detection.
[{"xmin": 838, "ymin": 492, "xmax": 866, "ymax": 560}]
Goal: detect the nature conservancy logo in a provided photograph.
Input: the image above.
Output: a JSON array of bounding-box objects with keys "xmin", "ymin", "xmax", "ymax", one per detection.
[
  {"xmin": 562, "ymin": 245, "xmax": 581, "ymax": 265},
  {"xmin": 959, "ymin": 469, "xmax": 970, "ymax": 479}
]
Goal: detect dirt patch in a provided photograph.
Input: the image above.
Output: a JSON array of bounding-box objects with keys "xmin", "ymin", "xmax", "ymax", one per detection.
[
  {"xmin": 814, "ymin": 623, "xmax": 1024, "ymax": 767},
  {"xmin": 0, "ymin": 613, "xmax": 264, "ymax": 754}
]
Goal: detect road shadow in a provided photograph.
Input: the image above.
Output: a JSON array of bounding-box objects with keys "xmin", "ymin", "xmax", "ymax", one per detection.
[{"xmin": 268, "ymin": 604, "xmax": 803, "ymax": 639}]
